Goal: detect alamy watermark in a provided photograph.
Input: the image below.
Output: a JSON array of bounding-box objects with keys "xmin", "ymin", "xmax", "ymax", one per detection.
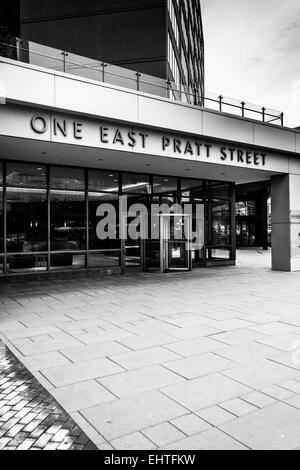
[{"xmin": 95, "ymin": 195, "xmax": 205, "ymax": 248}]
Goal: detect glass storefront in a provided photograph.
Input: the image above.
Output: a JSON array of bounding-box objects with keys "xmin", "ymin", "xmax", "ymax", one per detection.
[{"xmin": 0, "ymin": 160, "xmax": 235, "ymax": 275}]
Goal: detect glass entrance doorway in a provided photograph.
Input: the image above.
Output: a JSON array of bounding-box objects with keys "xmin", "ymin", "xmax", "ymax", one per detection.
[
  {"xmin": 160, "ymin": 214, "xmax": 192, "ymax": 272},
  {"xmin": 124, "ymin": 216, "xmax": 145, "ymax": 270}
]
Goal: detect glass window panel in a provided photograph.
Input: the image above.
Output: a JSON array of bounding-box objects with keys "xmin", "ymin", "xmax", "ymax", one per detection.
[
  {"xmin": 50, "ymin": 190, "xmax": 86, "ymax": 251},
  {"xmin": 207, "ymin": 248, "xmax": 231, "ymax": 261},
  {"xmin": 88, "ymin": 251, "xmax": 121, "ymax": 269},
  {"xmin": 191, "ymin": 187, "xmax": 205, "ymax": 202},
  {"xmin": 236, "ymin": 201, "xmax": 247, "ymax": 216},
  {"xmin": 0, "ymin": 187, "xmax": 3, "ymax": 253},
  {"xmin": 6, "ymin": 163, "xmax": 46, "ymax": 188},
  {"xmin": 207, "ymin": 181, "xmax": 231, "ymax": 199},
  {"xmin": 7, "ymin": 254, "xmax": 47, "ymax": 273},
  {"xmin": 209, "ymin": 199, "xmax": 231, "ymax": 246},
  {"xmin": 153, "ymin": 176, "xmax": 178, "ymax": 194},
  {"xmin": 6, "ymin": 188, "xmax": 48, "ymax": 253},
  {"xmin": 152, "ymin": 195, "xmax": 177, "ymax": 207},
  {"xmin": 181, "ymin": 178, "xmax": 203, "ymax": 191},
  {"xmin": 145, "ymin": 241, "xmax": 161, "ymax": 269},
  {"xmin": 50, "ymin": 167, "xmax": 85, "ymax": 190},
  {"xmin": 191, "ymin": 202, "xmax": 205, "ymax": 267},
  {"xmin": 88, "ymin": 193, "xmax": 120, "ymax": 250},
  {"xmin": 122, "ymin": 173, "xmax": 151, "ymax": 194},
  {"xmin": 125, "ymin": 195, "xmax": 150, "ymax": 267},
  {"xmin": 50, "ymin": 253, "xmax": 86, "ymax": 271},
  {"xmin": 0, "ymin": 255, "xmax": 3, "ymax": 274},
  {"xmin": 89, "ymin": 170, "xmax": 119, "ymax": 193}
]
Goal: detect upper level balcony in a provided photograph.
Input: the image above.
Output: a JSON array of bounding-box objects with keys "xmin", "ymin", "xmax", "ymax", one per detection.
[{"xmin": 0, "ymin": 33, "xmax": 284, "ymax": 127}]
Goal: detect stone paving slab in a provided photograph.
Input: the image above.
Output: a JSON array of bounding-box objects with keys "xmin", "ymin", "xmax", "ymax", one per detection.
[
  {"xmin": 161, "ymin": 373, "xmax": 252, "ymax": 411},
  {"xmin": 81, "ymin": 390, "xmax": 187, "ymax": 441},
  {"xmin": 163, "ymin": 428, "xmax": 248, "ymax": 450},
  {"xmin": 1, "ymin": 250, "xmax": 300, "ymax": 449},
  {"xmin": 40, "ymin": 357, "xmax": 124, "ymax": 388},
  {"xmin": 220, "ymin": 402, "xmax": 300, "ymax": 450},
  {"xmin": 98, "ymin": 364, "xmax": 185, "ymax": 398}
]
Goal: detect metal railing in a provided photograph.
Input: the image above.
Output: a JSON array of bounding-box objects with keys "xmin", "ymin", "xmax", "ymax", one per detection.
[{"xmin": 0, "ymin": 34, "xmax": 284, "ymax": 126}]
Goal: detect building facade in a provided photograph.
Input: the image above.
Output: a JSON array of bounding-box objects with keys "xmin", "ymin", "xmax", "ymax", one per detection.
[
  {"xmin": 1, "ymin": 0, "xmax": 204, "ymax": 103},
  {"xmin": 0, "ymin": 51, "xmax": 300, "ymax": 277},
  {"xmin": 0, "ymin": 3, "xmax": 299, "ymax": 279},
  {"xmin": 1, "ymin": 1, "xmax": 20, "ymax": 37}
]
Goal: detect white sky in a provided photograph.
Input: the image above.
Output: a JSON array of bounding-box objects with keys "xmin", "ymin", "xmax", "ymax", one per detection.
[{"xmin": 201, "ymin": 0, "xmax": 300, "ymax": 128}]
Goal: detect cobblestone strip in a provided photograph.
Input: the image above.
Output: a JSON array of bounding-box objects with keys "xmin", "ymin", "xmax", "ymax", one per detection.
[{"xmin": 0, "ymin": 341, "xmax": 97, "ymax": 450}]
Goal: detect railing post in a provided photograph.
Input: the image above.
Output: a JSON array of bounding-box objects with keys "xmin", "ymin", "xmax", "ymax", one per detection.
[
  {"xmin": 136, "ymin": 72, "xmax": 141, "ymax": 92},
  {"xmin": 218, "ymin": 95, "xmax": 223, "ymax": 112},
  {"xmin": 262, "ymin": 107, "xmax": 266, "ymax": 122},
  {"xmin": 241, "ymin": 101, "xmax": 245, "ymax": 118},
  {"xmin": 100, "ymin": 62, "xmax": 107, "ymax": 82},
  {"xmin": 166, "ymin": 80, "xmax": 172, "ymax": 99},
  {"xmin": 61, "ymin": 51, "xmax": 69, "ymax": 73},
  {"xmin": 15, "ymin": 37, "xmax": 20, "ymax": 61},
  {"xmin": 280, "ymin": 112, "xmax": 284, "ymax": 126}
]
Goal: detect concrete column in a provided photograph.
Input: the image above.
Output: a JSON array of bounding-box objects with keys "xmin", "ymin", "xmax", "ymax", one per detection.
[
  {"xmin": 261, "ymin": 187, "xmax": 269, "ymax": 251},
  {"xmin": 271, "ymin": 174, "xmax": 300, "ymax": 271}
]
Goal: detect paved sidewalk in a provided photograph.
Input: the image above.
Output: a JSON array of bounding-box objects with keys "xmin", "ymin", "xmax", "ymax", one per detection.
[{"xmin": 1, "ymin": 251, "xmax": 300, "ymax": 450}]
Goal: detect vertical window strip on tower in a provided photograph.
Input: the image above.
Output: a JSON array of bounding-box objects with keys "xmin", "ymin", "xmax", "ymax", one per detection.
[
  {"xmin": 167, "ymin": 35, "xmax": 180, "ymax": 94},
  {"xmin": 168, "ymin": 0, "xmax": 180, "ymax": 48}
]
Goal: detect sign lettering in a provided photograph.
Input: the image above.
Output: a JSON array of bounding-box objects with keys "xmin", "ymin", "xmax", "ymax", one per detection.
[{"xmin": 30, "ymin": 115, "xmax": 268, "ymax": 167}]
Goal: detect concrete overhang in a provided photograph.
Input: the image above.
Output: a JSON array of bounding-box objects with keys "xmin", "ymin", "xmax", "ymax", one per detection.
[
  {"xmin": 0, "ymin": 134, "xmax": 284, "ymax": 185},
  {"xmin": 1, "ymin": 57, "xmax": 300, "ymax": 157}
]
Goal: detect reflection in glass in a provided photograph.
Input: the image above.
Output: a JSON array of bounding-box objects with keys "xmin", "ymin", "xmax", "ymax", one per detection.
[
  {"xmin": 0, "ymin": 188, "xmax": 3, "ymax": 253},
  {"xmin": 191, "ymin": 204, "xmax": 205, "ymax": 267},
  {"xmin": 0, "ymin": 161, "xmax": 235, "ymax": 274},
  {"xmin": 50, "ymin": 167, "xmax": 85, "ymax": 190},
  {"xmin": 50, "ymin": 253, "xmax": 86, "ymax": 270},
  {"xmin": 7, "ymin": 254, "xmax": 47, "ymax": 273},
  {"xmin": 145, "ymin": 241, "xmax": 160, "ymax": 269},
  {"xmin": 207, "ymin": 182, "xmax": 231, "ymax": 199},
  {"xmin": 209, "ymin": 248, "xmax": 231, "ymax": 260},
  {"xmin": 6, "ymin": 188, "xmax": 48, "ymax": 253},
  {"xmin": 210, "ymin": 199, "xmax": 231, "ymax": 246},
  {"xmin": 88, "ymin": 251, "xmax": 121, "ymax": 268},
  {"xmin": 166, "ymin": 215, "xmax": 190, "ymax": 270},
  {"xmin": 181, "ymin": 178, "xmax": 203, "ymax": 191},
  {"xmin": 6, "ymin": 163, "xmax": 46, "ymax": 188},
  {"xmin": 153, "ymin": 176, "xmax": 178, "ymax": 195},
  {"xmin": 235, "ymin": 200, "xmax": 256, "ymax": 216},
  {"xmin": 122, "ymin": 173, "xmax": 151, "ymax": 194},
  {"xmin": 152, "ymin": 196, "xmax": 177, "ymax": 207},
  {"xmin": 50, "ymin": 190, "xmax": 86, "ymax": 251},
  {"xmin": 88, "ymin": 193, "xmax": 120, "ymax": 250},
  {"xmin": 89, "ymin": 170, "xmax": 119, "ymax": 193}
]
